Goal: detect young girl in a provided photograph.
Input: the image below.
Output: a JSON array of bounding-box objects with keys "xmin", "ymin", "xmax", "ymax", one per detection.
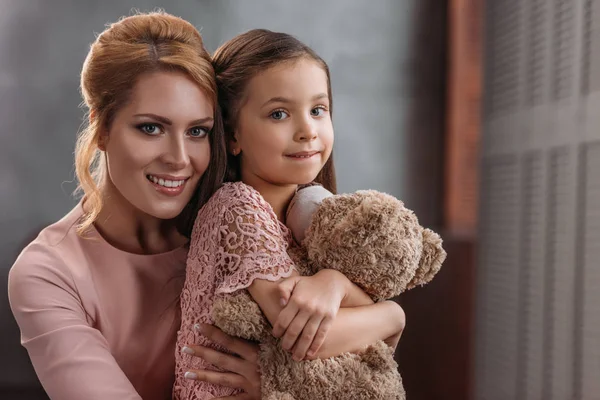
[{"xmin": 174, "ymin": 30, "xmax": 406, "ymax": 399}]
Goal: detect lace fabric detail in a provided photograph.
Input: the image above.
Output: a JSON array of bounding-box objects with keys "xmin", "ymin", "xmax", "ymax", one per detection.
[{"xmin": 173, "ymin": 182, "xmax": 296, "ymax": 399}]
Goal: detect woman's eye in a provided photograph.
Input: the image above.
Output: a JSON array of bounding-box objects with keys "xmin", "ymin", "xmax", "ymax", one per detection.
[
  {"xmin": 270, "ymin": 110, "xmax": 289, "ymax": 120},
  {"xmin": 189, "ymin": 127, "xmax": 208, "ymax": 138},
  {"xmin": 138, "ymin": 124, "xmax": 162, "ymax": 135}
]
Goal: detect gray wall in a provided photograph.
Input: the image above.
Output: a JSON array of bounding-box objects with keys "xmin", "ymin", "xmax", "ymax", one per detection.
[{"xmin": 0, "ymin": 0, "xmax": 446, "ymax": 391}]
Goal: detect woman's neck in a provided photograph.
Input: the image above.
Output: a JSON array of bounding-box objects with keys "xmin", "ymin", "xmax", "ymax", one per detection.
[
  {"xmin": 90, "ymin": 182, "xmax": 186, "ymax": 255},
  {"xmin": 241, "ymin": 174, "xmax": 297, "ymax": 222}
]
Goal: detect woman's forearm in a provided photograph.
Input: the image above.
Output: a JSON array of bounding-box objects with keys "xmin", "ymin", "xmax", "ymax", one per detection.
[{"xmin": 310, "ymin": 300, "xmax": 405, "ymax": 359}]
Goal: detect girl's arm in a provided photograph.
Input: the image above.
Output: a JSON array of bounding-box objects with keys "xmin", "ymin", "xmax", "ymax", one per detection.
[
  {"xmin": 248, "ymin": 270, "xmax": 405, "ymax": 361},
  {"xmin": 278, "ymin": 185, "xmax": 405, "ymax": 358},
  {"xmin": 295, "ymin": 271, "xmax": 405, "ymax": 355},
  {"xmin": 309, "ymin": 300, "xmax": 405, "ymax": 359},
  {"xmin": 216, "ymin": 183, "xmax": 404, "ymax": 363}
]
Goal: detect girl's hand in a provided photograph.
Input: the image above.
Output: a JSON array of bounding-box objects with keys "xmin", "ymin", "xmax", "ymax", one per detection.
[
  {"xmin": 183, "ymin": 324, "xmax": 261, "ymax": 399},
  {"xmin": 272, "ymin": 269, "xmax": 348, "ymax": 361}
]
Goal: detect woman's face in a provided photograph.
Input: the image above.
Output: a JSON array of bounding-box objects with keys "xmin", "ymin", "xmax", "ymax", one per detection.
[{"xmin": 102, "ymin": 70, "xmax": 214, "ymax": 220}]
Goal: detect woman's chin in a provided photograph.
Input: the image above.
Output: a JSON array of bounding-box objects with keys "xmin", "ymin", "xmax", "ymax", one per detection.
[{"xmin": 143, "ymin": 202, "xmax": 188, "ymax": 221}]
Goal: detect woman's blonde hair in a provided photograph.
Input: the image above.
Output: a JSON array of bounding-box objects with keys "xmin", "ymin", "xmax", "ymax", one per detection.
[{"xmin": 75, "ymin": 11, "xmax": 226, "ymax": 236}]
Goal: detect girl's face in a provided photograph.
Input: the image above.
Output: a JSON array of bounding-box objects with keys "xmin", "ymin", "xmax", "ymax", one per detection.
[
  {"xmin": 102, "ymin": 70, "xmax": 214, "ymax": 220},
  {"xmin": 232, "ymin": 58, "xmax": 334, "ymax": 188}
]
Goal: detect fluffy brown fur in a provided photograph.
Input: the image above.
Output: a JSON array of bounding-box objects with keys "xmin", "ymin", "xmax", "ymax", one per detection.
[{"xmin": 212, "ymin": 190, "xmax": 446, "ymax": 399}]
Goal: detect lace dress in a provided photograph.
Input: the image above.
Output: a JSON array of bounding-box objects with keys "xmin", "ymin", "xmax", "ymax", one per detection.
[{"xmin": 173, "ymin": 182, "xmax": 296, "ymax": 399}]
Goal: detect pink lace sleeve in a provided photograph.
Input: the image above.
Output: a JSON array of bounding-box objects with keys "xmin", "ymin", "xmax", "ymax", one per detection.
[{"xmin": 213, "ymin": 185, "xmax": 296, "ymax": 295}]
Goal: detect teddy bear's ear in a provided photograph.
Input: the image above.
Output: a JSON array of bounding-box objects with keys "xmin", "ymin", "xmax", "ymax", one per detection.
[
  {"xmin": 286, "ymin": 185, "xmax": 333, "ymax": 244},
  {"xmin": 407, "ymin": 228, "xmax": 446, "ymax": 289}
]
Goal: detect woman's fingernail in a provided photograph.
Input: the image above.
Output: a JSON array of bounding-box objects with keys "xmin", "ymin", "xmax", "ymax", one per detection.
[
  {"xmin": 280, "ymin": 298, "xmax": 287, "ymax": 307},
  {"xmin": 307, "ymin": 350, "xmax": 315, "ymax": 357},
  {"xmin": 193, "ymin": 323, "xmax": 202, "ymax": 332},
  {"xmin": 181, "ymin": 346, "xmax": 194, "ymax": 355},
  {"xmin": 184, "ymin": 371, "xmax": 198, "ymax": 380}
]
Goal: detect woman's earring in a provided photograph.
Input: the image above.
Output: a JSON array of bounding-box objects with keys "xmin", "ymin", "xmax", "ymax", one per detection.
[{"xmin": 232, "ymin": 148, "xmax": 240, "ymax": 156}]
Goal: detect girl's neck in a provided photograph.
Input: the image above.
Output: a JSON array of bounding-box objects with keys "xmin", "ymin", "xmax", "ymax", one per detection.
[
  {"xmin": 241, "ymin": 173, "xmax": 297, "ymax": 222},
  {"xmin": 90, "ymin": 181, "xmax": 186, "ymax": 255}
]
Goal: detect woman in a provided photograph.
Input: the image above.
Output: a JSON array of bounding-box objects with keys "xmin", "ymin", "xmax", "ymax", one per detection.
[{"xmin": 8, "ymin": 11, "xmax": 259, "ymax": 400}]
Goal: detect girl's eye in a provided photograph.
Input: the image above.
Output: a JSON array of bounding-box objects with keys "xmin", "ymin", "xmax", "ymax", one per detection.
[
  {"xmin": 189, "ymin": 127, "xmax": 209, "ymax": 138},
  {"xmin": 138, "ymin": 123, "xmax": 162, "ymax": 136},
  {"xmin": 311, "ymin": 107, "xmax": 327, "ymax": 117},
  {"xmin": 270, "ymin": 110, "xmax": 289, "ymax": 120}
]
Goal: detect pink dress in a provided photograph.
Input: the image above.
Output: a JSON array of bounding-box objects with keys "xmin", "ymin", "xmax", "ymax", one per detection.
[
  {"xmin": 173, "ymin": 182, "xmax": 296, "ymax": 399},
  {"xmin": 8, "ymin": 203, "xmax": 188, "ymax": 400}
]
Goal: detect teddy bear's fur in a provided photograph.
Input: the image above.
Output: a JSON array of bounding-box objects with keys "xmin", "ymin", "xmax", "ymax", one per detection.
[{"xmin": 212, "ymin": 188, "xmax": 446, "ymax": 400}]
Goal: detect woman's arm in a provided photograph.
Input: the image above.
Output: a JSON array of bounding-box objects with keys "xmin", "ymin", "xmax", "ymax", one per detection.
[
  {"xmin": 8, "ymin": 257, "xmax": 142, "ymax": 400},
  {"xmin": 182, "ymin": 324, "xmax": 261, "ymax": 400}
]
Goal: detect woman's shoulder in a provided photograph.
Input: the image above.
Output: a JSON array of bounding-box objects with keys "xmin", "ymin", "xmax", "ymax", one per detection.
[{"xmin": 9, "ymin": 205, "xmax": 85, "ymax": 292}]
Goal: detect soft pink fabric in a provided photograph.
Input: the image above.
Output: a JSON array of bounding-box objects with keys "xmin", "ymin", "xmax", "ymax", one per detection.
[
  {"xmin": 8, "ymin": 204, "xmax": 188, "ymax": 400},
  {"xmin": 173, "ymin": 182, "xmax": 296, "ymax": 400}
]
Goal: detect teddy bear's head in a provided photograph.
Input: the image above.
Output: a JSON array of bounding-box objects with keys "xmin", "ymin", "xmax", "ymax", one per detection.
[{"xmin": 301, "ymin": 189, "xmax": 446, "ymax": 302}]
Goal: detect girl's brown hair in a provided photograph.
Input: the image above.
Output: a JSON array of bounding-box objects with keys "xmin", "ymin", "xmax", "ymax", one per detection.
[
  {"xmin": 212, "ymin": 29, "xmax": 337, "ymax": 193},
  {"xmin": 75, "ymin": 11, "xmax": 226, "ymax": 237}
]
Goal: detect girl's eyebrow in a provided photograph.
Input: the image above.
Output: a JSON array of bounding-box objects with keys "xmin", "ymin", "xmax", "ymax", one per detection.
[{"xmin": 261, "ymin": 93, "xmax": 328, "ymax": 108}]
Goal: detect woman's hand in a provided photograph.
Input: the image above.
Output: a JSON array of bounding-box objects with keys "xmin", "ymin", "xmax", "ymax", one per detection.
[
  {"xmin": 183, "ymin": 324, "xmax": 261, "ymax": 399},
  {"xmin": 272, "ymin": 269, "xmax": 348, "ymax": 361}
]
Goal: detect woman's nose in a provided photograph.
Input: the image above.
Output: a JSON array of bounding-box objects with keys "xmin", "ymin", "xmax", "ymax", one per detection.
[{"xmin": 162, "ymin": 135, "xmax": 190, "ymax": 169}]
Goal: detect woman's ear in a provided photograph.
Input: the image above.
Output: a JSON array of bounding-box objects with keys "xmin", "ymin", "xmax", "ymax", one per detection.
[
  {"xmin": 228, "ymin": 133, "xmax": 241, "ymax": 156},
  {"xmin": 98, "ymin": 134, "xmax": 108, "ymax": 152},
  {"xmin": 91, "ymin": 110, "xmax": 109, "ymax": 151}
]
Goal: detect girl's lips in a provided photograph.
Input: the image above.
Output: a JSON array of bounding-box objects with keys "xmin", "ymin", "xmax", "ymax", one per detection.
[{"xmin": 285, "ymin": 151, "xmax": 320, "ymax": 158}]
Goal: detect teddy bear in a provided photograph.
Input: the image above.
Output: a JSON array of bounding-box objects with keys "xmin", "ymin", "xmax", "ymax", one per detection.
[{"xmin": 211, "ymin": 185, "xmax": 447, "ymax": 400}]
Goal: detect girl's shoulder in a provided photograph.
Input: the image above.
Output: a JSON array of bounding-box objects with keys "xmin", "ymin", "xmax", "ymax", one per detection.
[
  {"xmin": 192, "ymin": 182, "xmax": 292, "ymax": 249},
  {"xmin": 203, "ymin": 182, "xmax": 286, "ymax": 233},
  {"xmin": 209, "ymin": 181, "xmax": 269, "ymax": 212}
]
